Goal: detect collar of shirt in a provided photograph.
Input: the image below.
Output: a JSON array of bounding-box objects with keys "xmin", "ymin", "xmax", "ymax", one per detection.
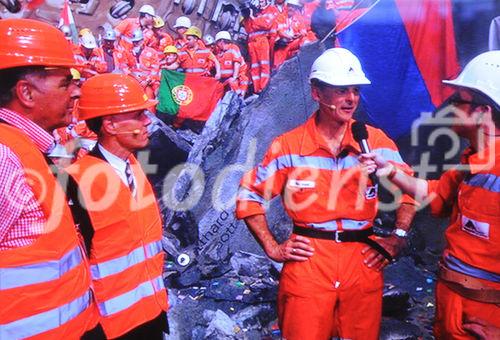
[
  {"xmin": 466, "ymin": 138, "xmax": 500, "ymax": 174},
  {"xmin": 299, "ymin": 112, "xmax": 361, "ymax": 156},
  {"xmin": 0, "ymin": 107, "xmax": 55, "ymax": 153},
  {"xmin": 97, "ymin": 144, "xmax": 133, "ymax": 187}
]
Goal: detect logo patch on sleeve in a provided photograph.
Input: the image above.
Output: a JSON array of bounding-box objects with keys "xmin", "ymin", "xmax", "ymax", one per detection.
[
  {"xmin": 461, "ymin": 215, "xmax": 490, "ymax": 239},
  {"xmin": 365, "ymin": 185, "xmax": 378, "ymax": 200}
]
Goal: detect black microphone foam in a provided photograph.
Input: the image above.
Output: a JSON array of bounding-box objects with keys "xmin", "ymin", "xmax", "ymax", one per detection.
[
  {"xmin": 352, "ymin": 121, "xmax": 368, "ymax": 142},
  {"xmin": 351, "ymin": 121, "xmax": 378, "ymax": 186}
]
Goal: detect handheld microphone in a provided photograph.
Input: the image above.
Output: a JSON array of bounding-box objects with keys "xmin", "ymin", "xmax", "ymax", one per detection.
[
  {"xmin": 116, "ymin": 129, "xmax": 141, "ymax": 135},
  {"xmin": 351, "ymin": 121, "xmax": 378, "ymax": 186}
]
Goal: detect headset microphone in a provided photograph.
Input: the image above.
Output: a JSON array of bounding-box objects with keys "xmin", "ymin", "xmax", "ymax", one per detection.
[
  {"xmin": 351, "ymin": 121, "xmax": 378, "ymax": 186},
  {"xmin": 320, "ymin": 102, "xmax": 336, "ymax": 110}
]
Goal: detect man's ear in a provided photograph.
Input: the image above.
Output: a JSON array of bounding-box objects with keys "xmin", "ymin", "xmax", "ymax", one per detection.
[
  {"xmin": 311, "ymin": 85, "xmax": 320, "ymax": 102},
  {"xmin": 102, "ymin": 117, "xmax": 117, "ymax": 135},
  {"xmin": 474, "ymin": 105, "xmax": 491, "ymax": 125},
  {"xmin": 14, "ymin": 80, "xmax": 36, "ymax": 109}
]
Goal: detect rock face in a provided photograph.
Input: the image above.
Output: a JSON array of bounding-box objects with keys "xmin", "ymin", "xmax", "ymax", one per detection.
[{"xmin": 149, "ymin": 44, "xmax": 447, "ymax": 339}]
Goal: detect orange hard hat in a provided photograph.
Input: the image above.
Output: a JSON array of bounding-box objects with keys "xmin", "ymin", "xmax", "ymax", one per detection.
[
  {"xmin": 78, "ymin": 74, "xmax": 158, "ymax": 120},
  {"xmin": 0, "ymin": 18, "xmax": 77, "ymax": 70}
]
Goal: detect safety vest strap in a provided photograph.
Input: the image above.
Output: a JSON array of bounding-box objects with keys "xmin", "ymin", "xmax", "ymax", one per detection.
[
  {"xmin": 90, "ymin": 240, "xmax": 162, "ymax": 280},
  {"xmin": 97, "ymin": 275, "xmax": 165, "ymax": 317},
  {"xmin": 0, "ymin": 245, "xmax": 84, "ymax": 290},
  {"xmin": 0, "ymin": 290, "xmax": 92, "ymax": 339}
]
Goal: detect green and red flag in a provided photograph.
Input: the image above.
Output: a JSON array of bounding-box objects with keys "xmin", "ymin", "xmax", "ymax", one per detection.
[{"xmin": 157, "ymin": 70, "xmax": 225, "ymax": 121}]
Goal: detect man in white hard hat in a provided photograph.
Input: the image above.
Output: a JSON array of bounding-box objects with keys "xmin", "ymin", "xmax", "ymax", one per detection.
[
  {"xmin": 173, "ymin": 16, "xmax": 192, "ymax": 49},
  {"xmin": 214, "ymin": 31, "xmax": 248, "ymax": 97},
  {"xmin": 114, "ymin": 4, "xmax": 155, "ymax": 51},
  {"xmin": 236, "ymin": 48, "xmax": 416, "ymax": 339},
  {"xmin": 129, "ymin": 28, "xmax": 161, "ymax": 99},
  {"xmin": 361, "ymin": 51, "xmax": 500, "ymax": 339},
  {"xmin": 101, "ymin": 29, "xmax": 134, "ymax": 74}
]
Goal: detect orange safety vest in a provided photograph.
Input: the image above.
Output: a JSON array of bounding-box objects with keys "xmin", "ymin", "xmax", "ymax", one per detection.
[
  {"xmin": 178, "ymin": 47, "xmax": 215, "ymax": 76},
  {"xmin": 0, "ymin": 124, "xmax": 98, "ymax": 339},
  {"xmin": 67, "ymin": 154, "xmax": 168, "ymax": 338},
  {"xmin": 429, "ymin": 141, "xmax": 500, "ymax": 281},
  {"xmin": 217, "ymin": 44, "xmax": 243, "ymax": 79},
  {"xmin": 73, "ymin": 45, "xmax": 107, "ymax": 80}
]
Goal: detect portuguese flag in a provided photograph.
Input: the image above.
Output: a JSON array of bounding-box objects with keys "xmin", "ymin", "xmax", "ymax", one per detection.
[{"xmin": 157, "ymin": 70, "xmax": 225, "ymax": 121}]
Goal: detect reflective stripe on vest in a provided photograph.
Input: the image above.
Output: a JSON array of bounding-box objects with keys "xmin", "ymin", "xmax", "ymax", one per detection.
[
  {"xmin": 464, "ymin": 173, "xmax": 500, "ymax": 193},
  {"xmin": 249, "ymin": 30, "xmax": 268, "ymax": 38},
  {"xmin": 184, "ymin": 68, "xmax": 206, "ymax": 73},
  {"xmin": 90, "ymin": 240, "xmax": 162, "ymax": 280},
  {"xmin": 0, "ymin": 245, "xmax": 83, "ymax": 290},
  {"xmin": 98, "ymin": 275, "xmax": 165, "ymax": 317},
  {"xmin": 306, "ymin": 219, "xmax": 370, "ymax": 231},
  {"xmin": 0, "ymin": 290, "xmax": 92, "ymax": 339},
  {"xmin": 221, "ymin": 70, "xmax": 234, "ymax": 76},
  {"xmin": 237, "ymin": 188, "xmax": 266, "ymax": 204},
  {"xmin": 444, "ymin": 254, "xmax": 500, "ymax": 283},
  {"xmin": 255, "ymin": 149, "xmax": 404, "ymax": 185}
]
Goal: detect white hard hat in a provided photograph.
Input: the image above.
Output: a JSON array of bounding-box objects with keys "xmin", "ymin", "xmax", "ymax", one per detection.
[
  {"xmin": 287, "ymin": 0, "xmax": 303, "ymax": 7},
  {"xmin": 80, "ymin": 32, "xmax": 97, "ymax": 49},
  {"xmin": 203, "ymin": 34, "xmax": 215, "ymax": 46},
  {"xmin": 103, "ymin": 29, "xmax": 116, "ymax": 40},
  {"xmin": 48, "ymin": 144, "xmax": 74, "ymax": 159},
  {"xmin": 131, "ymin": 28, "xmax": 144, "ymax": 42},
  {"xmin": 443, "ymin": 50, "xmax": 500, "ymax": 107},
  {"xmin": 309, "ymin": 48, "xmax": 371, "ymax": 86},
  {"xmin": 215, "ymin": 31, "xmax": 231, "ymax": 42},
  {"xmin": 139, "ymin": 4, "xmax": 155, "ymax": 16},
  {"xmin": 174, "ymin": 16, "xmax": 191, "ymax": 29}
]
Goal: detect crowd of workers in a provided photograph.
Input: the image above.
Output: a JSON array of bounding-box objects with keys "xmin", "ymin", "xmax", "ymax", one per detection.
[
  {"xmin": 1, "ymin": 2, "xmax": 499, "ymax": 340},
  {"xmin": 52, "ymin": 0, "xmax": 332, "ymax": 161}
]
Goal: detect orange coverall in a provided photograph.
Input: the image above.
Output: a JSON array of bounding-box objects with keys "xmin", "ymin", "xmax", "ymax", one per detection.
[
  {"xmin": 236, "ymin": 115, "xmax": 415, "ymax": 340},
  {"xmin": 428, "ymin": 141, "xmax": 500, "ymax": 339}
]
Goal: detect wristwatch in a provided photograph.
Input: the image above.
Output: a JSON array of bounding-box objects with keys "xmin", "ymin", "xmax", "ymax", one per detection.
[{"xmin": 392, "ymin": 228, "xmax": 408, "ymax": 238}]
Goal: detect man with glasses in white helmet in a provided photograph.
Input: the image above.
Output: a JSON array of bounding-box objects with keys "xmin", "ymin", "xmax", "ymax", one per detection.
[
  {"xmin": 361, "ymin": 51, "xmax": 500, "ymax": 339},
  {"xmin": 236, "ymin": 48, "xmax": 416, "ymax": 339}
]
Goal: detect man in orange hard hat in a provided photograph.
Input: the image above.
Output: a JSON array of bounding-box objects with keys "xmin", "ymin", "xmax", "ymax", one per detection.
[
  {"xmin": 66, "ymin": 73, "xmax": 169, "ymax": 339},
  {"xmin": 0, "ymin": 18, "xmax": 99, "ymax": 339}
]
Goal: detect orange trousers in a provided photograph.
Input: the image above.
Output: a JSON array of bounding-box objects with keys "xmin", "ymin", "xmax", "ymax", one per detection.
[
  {"xmin": 277, "ymin": 237, "xmax": 383, "ymax": 340},
  {"xmin": 434, "ymin": 280, "xmax": 500, "ymax": 339},
  {"xmin": 248, "ymin": 36, "xmax": 270, "ymax": 93}
]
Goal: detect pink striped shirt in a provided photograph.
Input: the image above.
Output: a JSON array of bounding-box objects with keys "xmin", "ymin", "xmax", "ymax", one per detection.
[{"xmin": 0, "ymin": 108, "xmax": 54, "ymax": 250}]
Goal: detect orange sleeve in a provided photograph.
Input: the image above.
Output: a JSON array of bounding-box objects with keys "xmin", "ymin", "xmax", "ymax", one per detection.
[
  {"xmin": 427, "ymin": 168, "xmax": 463, "ymax": 217},
  {"xmin": 236, "ymin": 137, "xmax": 289, "ymax": 219}
]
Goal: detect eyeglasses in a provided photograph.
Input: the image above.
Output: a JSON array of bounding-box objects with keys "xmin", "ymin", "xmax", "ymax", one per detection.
[{"xmin": 448, "ymin": 94, "xmax": 478, "ymax": 107}]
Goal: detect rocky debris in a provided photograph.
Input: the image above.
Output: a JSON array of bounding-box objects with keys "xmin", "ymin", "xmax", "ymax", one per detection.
[
  {"xmin": 380, "ymin": 318, "xmax": 423, "ymax": 340},
  {"xmin": 203, "ymin": 310, "xmax": 241, "ymax": 339}
]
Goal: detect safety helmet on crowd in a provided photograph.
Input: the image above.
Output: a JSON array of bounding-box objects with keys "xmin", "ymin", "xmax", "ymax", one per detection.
[
  {"xmin": 174, "ymin": 16, "xmax": 192, "ymax": 29},
  {"xmin": 79, "ymin": 28, "xmax": 92, "ymax": 37},
  {"xmin": 103, "ymin": 29, "xmax": 116, "ymax": 41},
  {"xmin": 164, "ymin": 45, "xmax": 178, "ymax": 54},
  {"xmin": 287, "ymin": 0, "xmax": 303, "ymax": 7},
  {"xmin": 78, "ymin": 74, "xmax": 158, "ymax": 120},
  {"xmin": 48, "ymin": 144, "xmax": 74, "ymax": 159},
  {"xmin": 215, "ymin": 31, "xmax": 231, "ymax": 42},
  {"xmin": 70, "ymin": 68, "xmax": 81, "ymax": 81},
  {"xmin": 139, "ymin": 4, "xmax": 155, "ymax": 17},
  {"xmin": 185, "ymin": 26, "xmax": 202, "ymax": 39},
  {"xmin": 153, "ymin": 16, "xmax": 165, "ymax": 28},
  {"xmin": 309, "ymin": 48, "xmax": 371, "ymax": 86},
  {"xmin": 0, "ymin": 19, "xmax": 77, "ymax": 70},
  {"xmin": 131, "ymin": 28, "xmax": 144, "ymax": 42},
  {"xmin": 203, "ymin": 34, "xmax": 215, "ymax": 46},
  {"xmin": 443, "ymin": 50, "xmax": 500, "ymax": 107},
  {"xmin": 80, "ymin": 32, "xmax": 97, "ymax": 49}
]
